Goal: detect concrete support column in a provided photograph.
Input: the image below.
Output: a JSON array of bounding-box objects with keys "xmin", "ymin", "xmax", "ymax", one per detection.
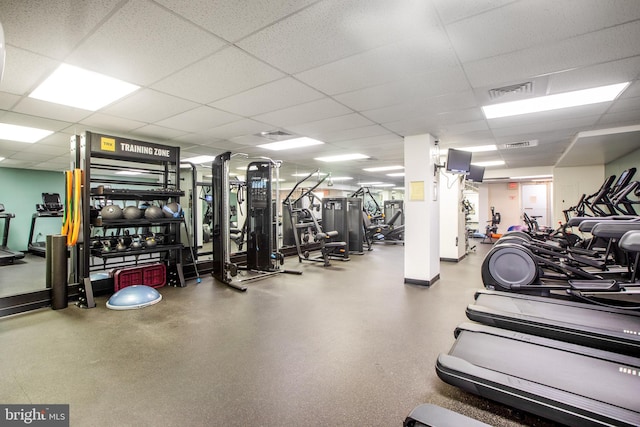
[{"xmin": 403, "ymin": 134, "xmax": 440, "ymax": 286}]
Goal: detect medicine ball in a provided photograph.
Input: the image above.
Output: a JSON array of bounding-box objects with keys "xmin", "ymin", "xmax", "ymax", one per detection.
[
  {"xmin": 123, "ymin": 206, "xmax": 142, "ymax": 220},
  {"xmin": 144, "ymin": 205, "xmax": 164, "ymax": 220},
  {"xmin": 101, "ymin": 205, "xmax": 123, "ymax": 220},
  {"xmin": 163, "ymin": 202, "xmax": 182, "ymax": 218}
]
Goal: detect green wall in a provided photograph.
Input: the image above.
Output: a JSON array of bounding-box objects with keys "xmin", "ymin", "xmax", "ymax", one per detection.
[
  {"xmin": 605, "ymin": 147, "xmax": 640, "ymax": 178},
  {"xmin": 0, "ymin": 167, "xmax": 65, "ymax": 251}
]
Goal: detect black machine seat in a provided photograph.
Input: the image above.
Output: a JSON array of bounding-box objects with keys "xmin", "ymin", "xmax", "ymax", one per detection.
[
  {"xmin": 591, "ymin": 220, "xmax": 640, "ymax": 239},
  {"xmin": 619, "ymin": 230, "xmax": 640, "ymax": 253},
  {"xmin": 577, "ymin": 216, "xmax": 639, "ymax": 233}
]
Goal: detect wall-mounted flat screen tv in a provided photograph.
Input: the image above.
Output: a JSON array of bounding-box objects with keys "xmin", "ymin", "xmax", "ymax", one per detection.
[
  {"xmin": 445, "ymin": 148, "xmax": 472, "ymax": 174},
  {"xmin": 466, "ymin": 165, "xmax": 485, "ymax": 183}
]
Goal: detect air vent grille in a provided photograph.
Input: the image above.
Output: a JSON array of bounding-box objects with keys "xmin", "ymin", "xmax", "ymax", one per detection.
[
  {"xmin": 257, "ymin": 130, "xmax": 293, "ymax": 140},
  {"xmin": 502, "ymin": 140, "xmax": 538, "ymax": 149},
  {"xmin": 488, "ymin": 82, "xmax": 533, "ymax": 99}
]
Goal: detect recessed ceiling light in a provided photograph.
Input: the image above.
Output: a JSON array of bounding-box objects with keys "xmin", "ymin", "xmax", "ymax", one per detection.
[
  {"xmin": 29, "ymin": 64, "xmax": 139, "ymax": 111},
  {"xmin": 0, "ymin": 157, "xmax": 5, "ymax": 162},
  {"xmin": 458, "ymin": 145, "xmax": 497, "ymax": 153},
  {"xmin": 372, "ymin": 183, "xmax": 394, "ymax": 187},
  {"xmin": 315, "ymin": 153, "xmax": 369, "ymax": 162},
  {"xmin": 258, "ymin": 136, "xmax": 324, "ymax": 151},
  {"xmin": 363, "ymin": 165, "xmax": 404, "ymax": 172},
  {"xmin": 386, "ymin": 172, "xmax": 405, "ymax": 177},
  {"xmin": 358, "ymin": 181, "xmax": 383, "ymax": 186},
  {"xmin": 182, "ymin": 155, "xmax": 217, "ymax": 164},
  {"xmin": 330, "ymin": 176, "xmax": 353, "ymax": 181},
  {"xmin": 0, "ymin": 123, "xmax": 53, "ymax": 143},
  {"xmin": 482, "ymin": 82, "xmax": 629, "ymax": 119},
  {"xmin": 472, "ymin": 160, "xmax": 505, "ymax": 167},
  {"xmin": 392, "ymin": 187, "xmax": 404, "ymax": 191}
]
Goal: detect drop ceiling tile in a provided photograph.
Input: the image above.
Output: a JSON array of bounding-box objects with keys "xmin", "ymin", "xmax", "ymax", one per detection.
[
  {"xmin": 67, "ymin": 1, "xmax": 226, "ymax": 85},
  {"xmin": 102, "ymin": 89, "xmax": 199, "ymax": 123},
  {"xmin": 0, "ymin": 93, "xmax": 21, "ymax": 111},
  {"xmin": 21, "ymin": 143, "xmax": 69, "ymax": 157},
  {"xmin": 253, "ymin": 98, "xmax": 353, "ymax": 128},
  {"xmin": 13, "ymin": 98, "xmax": 93, "ymax": 123},
  {"xmin": 170, "ymin": 133, "xmax": 224, "ymax": 148},
  {"xmin": 155, "ymin": 106, "xmax": 242, "ymax": 133},
  {"xmin": 490, "ymin": 115, "xmax": 601, "ymax": 138},
  {"xmin": 0, "ymin": 112, "xmax": 70, "ymax": 132},
  {"xmin": 0, "ymin": 47, "xmax": 59, "ymax": 96},
  {"xmin": 362, "ymin": 91, "xmax": 478, "ymax": 124},
  {"xmin": 608, "ymin": 96, "xmax": 640, "ymax": 113},
  {"xmin": 129, "ymin": 125, "xmax": 188, "ymax": 141},
  {"xmin": 155, "ymin": 0, "xmax": 317, "ymax": 42},
  {"xmin": 152, "ymin": 47, "xmax": 284, "ymax": 104},
  {"xmin": 330, "ymin": 133, "xmax": 403, "ymax": 148},
  {"xmin": 0, "ymin": 158, "xmax": 36, "ymax": 168},
  {"xmin": 79, "ymin": 113, "xmax": 147, "ymax": 133},
  {"xmin": 446, "ymin": 0, "xmax": 640, "ymax": 63},
  {"xmin": 287, "ymin": 113, "xmax": 375, "ymax": 136},
  {"xmin": 238, "ymin": 0, "xmax": 439, "ymax": 74},
  {"xmin": 210, "ymin": 78, "xmax": 325, "ymax": 117},
  {"xmin": 203, "ymin": 119, "xmax": 271, "ymax": 140},
  {"xmin": 335, "ymin": 66, "xmax": 470, "ymax": 111},
  {"xmin": 8, "ymin": 151, "xmax": 54, "ymax": 162},
  {"xmin": 432, "ymin": 0, "xmax": 517, "ymax": 24},
  {"xmin": 321, "ymin": 125, "xmax": 394, "ymax": 143},
  {"xmin": 0, "ymin": 0, "xmax": 122, "ymax": 59},
  {"xmin": 547, "ymin": 56, "xmax": 640, "ymax": 93},
  {"xmin": 596, "ymin": 110, "xmax": 640, "ymax": 127},
  {"xmin": 295, "ymin": 33, "xmax": 458, "ymax": 95},
  {"xmin": 464, "ymin": 20, "xmax": 640, "ymax": 88}
]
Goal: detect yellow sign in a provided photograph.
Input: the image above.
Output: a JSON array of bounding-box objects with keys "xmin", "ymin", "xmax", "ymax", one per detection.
[
  {"xmin": 100, "ymin": 137, "xmax": 116, "ymax": 152},
  {"xmin": 410, "ymin": 181, "xmax": 425, "ymax": 201}
]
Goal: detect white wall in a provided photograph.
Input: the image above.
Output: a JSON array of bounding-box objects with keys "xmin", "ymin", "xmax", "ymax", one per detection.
[
  {"xmin": 439, "ymin": 171, "xmax": 465, "ymax": 260},
  {"xmin": 552, "ymin": 165, "xmax": 605, "ymax": 224}
]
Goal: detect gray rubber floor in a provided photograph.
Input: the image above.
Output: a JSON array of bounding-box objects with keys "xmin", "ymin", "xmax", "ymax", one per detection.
[{"xmin": 0, "ymin": 242, "xmax": 558, "ymax": 426}]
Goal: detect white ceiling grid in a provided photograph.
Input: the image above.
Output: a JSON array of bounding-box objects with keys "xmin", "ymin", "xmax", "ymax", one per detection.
[{"xmin": 0, "ymin": 0, "xmax": 637, "ymax": 182}]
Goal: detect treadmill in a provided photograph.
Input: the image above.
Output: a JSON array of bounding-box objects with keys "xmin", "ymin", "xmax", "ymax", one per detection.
[
  {"xmin": 467, "ymin": 289, "xmax": 640, "ymax": 356},
  {"xmin": 437, "ymin": 322, "xmax": 640, "ymax": 426},
  {"xmin": 27, "ymin": 193, "xmax": 64, "ymax": 256},
  {"xmin": 0, "ymin": 204, "xmax": 25, "ymax": 264}
]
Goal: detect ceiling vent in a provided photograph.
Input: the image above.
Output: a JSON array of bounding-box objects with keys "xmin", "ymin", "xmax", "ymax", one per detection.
[
  {"xmin": 257, "ymin": 130, "xmax": 293, "ymax": 140},
  {"xmin": 488, "ymin": 82, "xmax": 533, "ymax": 100},
  {"xmin": 502, "ymin": 139, "xmax": 538, "ymax": 149}
]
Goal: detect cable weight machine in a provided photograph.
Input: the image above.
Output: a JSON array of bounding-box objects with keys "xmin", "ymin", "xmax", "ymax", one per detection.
[{"xmin": 211, "ymin": 152, "xmax": 300, "ymax": 291}]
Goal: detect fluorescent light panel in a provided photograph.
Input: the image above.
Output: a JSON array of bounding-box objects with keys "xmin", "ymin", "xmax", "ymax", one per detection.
[
  {"xmin": 358, "ymin": 181, "xmax": 383, "ymax": 186},
  {"xmin": 458, "ymin": 144, "xmax": 497, "ymax": 153},
  {"xmin": 482, "ymin": 82, "xmax": 629, "ymax": 119},
  {"xmin": 330, "ymin": 177, "xmax": 353, "ymax": 181},
  {"xmin": 315, "ymin": 153, "xmax": 369, "ymax": 162},
  {"xmin": 372, "ymin": 183, "xmax": 394, "ymax": 187},
  {"xmin": 29, "ymin": 64, "xmax": 139, "ymax": 111},
  {"xmin": 363, "ymin": 165, "xmax": 404, "ymax": 172},
  {"xmin": 0, "ymin": 123, "xmax": 53, "ymax": 143},
  {"xmin": 386, "ymin": 172, "xmax": 405, "ymax": 177},
  {"xmin": 472, "ymin": 160, "xmax": 505, "ymax": 167},
  {"xmin": 258, "ymin": 137, "xmax": 324, "ymax": 151}
]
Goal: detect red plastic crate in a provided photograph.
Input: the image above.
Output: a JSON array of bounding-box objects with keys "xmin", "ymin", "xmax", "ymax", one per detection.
[
  {"xmin": 142, "ymin": 263, "xmax": 166, "ymax": 289},
  {"xmin": 112, "ymin": 263, "xmax": 166, "ymax": 291}
]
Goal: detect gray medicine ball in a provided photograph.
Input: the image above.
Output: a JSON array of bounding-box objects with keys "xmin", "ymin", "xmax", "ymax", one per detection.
[{"xmin": 101, "ymin": 205, "xmax": 123, "ymax": 220}]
